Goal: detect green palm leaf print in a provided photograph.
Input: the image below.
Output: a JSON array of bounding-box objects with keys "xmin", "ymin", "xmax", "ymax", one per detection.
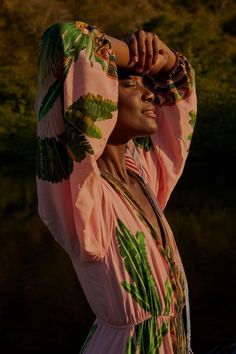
[
  {"xmin": 64, "ymin": 93, "xmax": 117, "ymax": 162},
  {"xmin": 38, "ymin": 79, "xmax": 65, "ymax": 120},
  {"xmin": 121, "ymin": 282, "xmax": 150, "ymax": 310},
  {"xmin": 79, "ymin": 323, "xmax": 98, "ymax": 354},
  {"xmin": 38, "ymin": 23, "xmax": 86, "ymax": 121},
  {"xmin": 66, "ymin": 93, "xmax": 117, "ymax": 126},
  {"xmin": 63, "ymin": 124, "xmax": 94, "ymax": 163},
  {"xmin": 115, "ymin": 219, "xmax": 172, "ymax": 353},
  {"xmin": 37, "ymin": 22, "xmax": 65, "ymax": 84},
  {"xmin": 36, "ymin": 93, "xmax": 117, "ymax": 181},
  {"xmin": 115, "ymin": 218, "xmax": 161, "ymax": 315},
  {"xmin": 126, "ymin": 335, "xmax": 136, "ymax": 354},
  {"xmin": 188, "ymin": 110, "xmax": 197, "ymax": 141},
  {"xmin": 133, "ymin": 136, "xmax": 154, "ymax": 151},
  {"xmin": 62, "ymin": 23, "xmax": 84, "ymax": 58},
  {"xmin": 164, "ymin": 278, "xmax": 173, "ymax": 315},
  {"xmin": 189, "ymin": 110, "xmax": 197, "ymax": 127},
  {"xmin": 37, "ymin": 22, "xmax": 114, "ymax": 121},
  {"xmin": 94, "ymin": 55, "xmax": 108, "ymax": 71},
  {"xmin": 126, "ymin": 317, "xmax": 169, "ymax": 354},
  {"xmin": 36, "ymin": 134, "xmax": 73, "ymax": 182}
]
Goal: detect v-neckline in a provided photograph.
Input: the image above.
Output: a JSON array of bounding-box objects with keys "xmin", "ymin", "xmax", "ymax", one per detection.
[
  {"xmin": 100, "ymin": 168, "xmax": 167, "ymax": 249},
  {"xmin": 126, "ymin": 169, "xmax": 167, "ymax": 249}
]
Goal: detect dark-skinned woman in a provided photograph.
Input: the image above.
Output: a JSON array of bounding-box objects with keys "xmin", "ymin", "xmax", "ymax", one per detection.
[{"xmin": 35, "ymin": 21, "xmax": 196, "ymax": 353}]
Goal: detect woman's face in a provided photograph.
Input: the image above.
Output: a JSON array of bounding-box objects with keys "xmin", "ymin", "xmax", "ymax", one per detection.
[{"xmin": 109, "ymin": 75, "xmax": 157, "ymax": 144}]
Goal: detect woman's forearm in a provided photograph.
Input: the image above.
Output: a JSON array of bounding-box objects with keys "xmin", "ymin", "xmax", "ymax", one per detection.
[
  {"xmin": 107, "ymin": 35, "xmax": 130, "ymax": 67},
  {"xmin": 156, "ymin": 38, "xmax": 176, "ymax": 72},
  {"xmin": 107, "ymin": 35, "xmax": 176, "ymax": 74}
]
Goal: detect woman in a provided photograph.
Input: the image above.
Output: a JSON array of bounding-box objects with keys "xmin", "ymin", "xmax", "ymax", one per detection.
[{"xmin": 35, "ymin": 21, "xmax": 197, "ymax": 353}]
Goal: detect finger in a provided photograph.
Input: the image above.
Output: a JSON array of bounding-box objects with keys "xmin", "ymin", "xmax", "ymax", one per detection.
[
  {"xmin": 152, "ymin": 34, "xmax": 159, "ymax": 66},
  {"xmin": 127, "ymin": 33, "xmax": 139, "ymax": 64},
  {"xmin": 154, "ymin": 52, "xmax": 169, "ymax": 73},
  {"xmin": 126, "ymin": 61, "xmax": 136, "ymax": 68},
  {"xmin": 136, "ymin": 30, "xmax": 146, "ymax": 71},
  {"xmin": 143, "ymin": 33, "xmax": 153, "ymax": 73}
]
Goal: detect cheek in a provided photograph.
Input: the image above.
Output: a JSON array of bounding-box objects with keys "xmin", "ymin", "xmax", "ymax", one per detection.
[
  {"xmin": 118, "ymin": 92, "xmax": 140, "ymax": 120},
  {"xmin": 117, "ymin": 107, "xmax": 140, "ymax": 129}
]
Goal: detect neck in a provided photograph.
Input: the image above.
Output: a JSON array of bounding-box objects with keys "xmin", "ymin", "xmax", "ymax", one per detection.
[{"xmin": 97, "ymin": 143, "xmax": 130, "ymax": 183}]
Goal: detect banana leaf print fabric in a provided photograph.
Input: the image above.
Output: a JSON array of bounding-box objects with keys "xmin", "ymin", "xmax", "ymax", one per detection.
[{"xmin": 35, "ymin": 21, "xmax": 197, "ymax": 353}]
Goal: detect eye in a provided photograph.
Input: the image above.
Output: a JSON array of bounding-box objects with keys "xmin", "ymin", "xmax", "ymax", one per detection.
[{"xmin": 124, "ymin": 81, "xmax": 136, "ymax": 87}]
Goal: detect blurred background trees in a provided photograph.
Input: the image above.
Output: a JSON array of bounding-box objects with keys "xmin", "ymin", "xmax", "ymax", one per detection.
[
  {"xmin": 0, "ymin": 0, "xmax": 236, "ymax": 161},
  {"xmin": 1, "ymin": 2, "xmax": 236, "ymax": 353}
]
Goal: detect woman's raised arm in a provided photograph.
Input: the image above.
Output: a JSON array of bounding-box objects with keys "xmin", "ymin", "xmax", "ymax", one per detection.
[
  {"xmin": 107, "ymin": 30, "xmax": 196, "ymax": 210},
  {"xmin": 107, "ymin": 32, "xmax": 176, "ymax": 75}
]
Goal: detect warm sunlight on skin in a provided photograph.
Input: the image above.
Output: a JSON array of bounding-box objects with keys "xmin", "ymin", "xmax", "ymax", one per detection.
[
  {"xmin": 34, "ymin": 20, "xmax": 199, "ymax": 354},
  {"xmin": 107, "ymin": 33, "xmax": 176, "ymax": 75},
  {"xmin": 107, "ymin": 76, "xmax": 157, "ymax": 146}
]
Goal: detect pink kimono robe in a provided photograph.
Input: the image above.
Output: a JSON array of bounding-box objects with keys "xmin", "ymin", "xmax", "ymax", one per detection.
[{"xmin": 35, "ymin": 21, "xmax": 197, "ymax": 353}]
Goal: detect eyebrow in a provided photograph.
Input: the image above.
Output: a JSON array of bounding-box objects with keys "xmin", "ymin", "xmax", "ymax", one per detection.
[{"xmin": 119, "ymin": 76, "xmax": 144, "ymax": 83}]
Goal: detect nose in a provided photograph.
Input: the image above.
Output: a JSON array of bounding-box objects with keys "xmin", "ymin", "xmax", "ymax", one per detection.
[{"xmin": 142, "ymin": 86, "xmax": 155, "ymax": 103}]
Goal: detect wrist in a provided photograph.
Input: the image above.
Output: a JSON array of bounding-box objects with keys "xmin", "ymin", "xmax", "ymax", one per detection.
[
  {"xmin": 107, "ymin": 35, "xmax": 130, "ymax": 67},
  {"xmin": 161, "ymin": 50, "xmax": 177, "ymax": 72}
]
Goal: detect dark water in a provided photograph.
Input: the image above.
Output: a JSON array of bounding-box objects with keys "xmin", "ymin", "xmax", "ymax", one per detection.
[{"xmin": 0, "ymin": 159, "xmax": 235, "ymax": 354}]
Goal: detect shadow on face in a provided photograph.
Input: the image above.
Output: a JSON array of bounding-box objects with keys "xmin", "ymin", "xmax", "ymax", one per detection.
[
  {"xmin": 107, "ymin": 68, "xmax": 157, "ymax": 144},
  {"xmin": 117, "ymin": 67, "xmax": 154, "ymax": 90}
]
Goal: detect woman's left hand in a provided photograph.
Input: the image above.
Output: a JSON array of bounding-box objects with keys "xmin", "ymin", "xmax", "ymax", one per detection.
[{"xmin": 124, "ymin": 30, "xmax": 169, "ymax": 75}]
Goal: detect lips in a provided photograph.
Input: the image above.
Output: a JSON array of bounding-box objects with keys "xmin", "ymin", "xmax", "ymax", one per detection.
[{"xmin": 142, "ymin": 105, "xmax": 156, "ymax": 118}]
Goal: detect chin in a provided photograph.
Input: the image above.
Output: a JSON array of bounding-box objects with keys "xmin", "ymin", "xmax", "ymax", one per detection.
[
  {"xmin": 134, "ymin": 129, "xmax": 157, "ymax": 139},
  {"xmin": 151, "ymin": 125, "xmax": 158, "ymax": 134},
  {"xmin": 143, "ymin": 124, "xmax": 158, "ymax": 136},
  {"xmin": 143, "ymin": 118, "xmax": 158, "ymax": 135},
  {"xmin": 129, "ymin": 122, "xmax": 158, "ymax": 139}
]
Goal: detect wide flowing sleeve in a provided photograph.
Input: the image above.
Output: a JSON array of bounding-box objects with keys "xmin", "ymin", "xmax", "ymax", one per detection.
[
  {"xmin": 35, "ymin": 21, "xmax": 118, "ymax": 262},
  {"xmin": 133, "ymin": 51, "xmax": 197, "ymax": 210}
]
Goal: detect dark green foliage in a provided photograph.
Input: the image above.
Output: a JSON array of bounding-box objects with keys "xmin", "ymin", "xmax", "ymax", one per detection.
[
  {"xmin": 0, "ymin": 0, "xmax": 236, "ymax": 161},
  {"xmin": 0, "ymin": 67, "xmax": 36, "ymax": 161},
  {"xmin": 222, "ymin": 15, "xmax": 236, "ymax": 36}
]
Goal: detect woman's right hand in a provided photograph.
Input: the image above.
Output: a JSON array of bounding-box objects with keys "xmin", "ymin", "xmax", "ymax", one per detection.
[{"xmin": 124, "ymin": 30, "xmax": 175, "ymax": 75}]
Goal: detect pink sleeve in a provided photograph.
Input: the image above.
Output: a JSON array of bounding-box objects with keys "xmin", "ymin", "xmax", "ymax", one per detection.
[
  {"xmin": 35, "ymin": 22, "xmax": 118, "ymax": 262},
  {"xmin": 134, "ymin": 52, "xmax": 197, "ymax": 210}
]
